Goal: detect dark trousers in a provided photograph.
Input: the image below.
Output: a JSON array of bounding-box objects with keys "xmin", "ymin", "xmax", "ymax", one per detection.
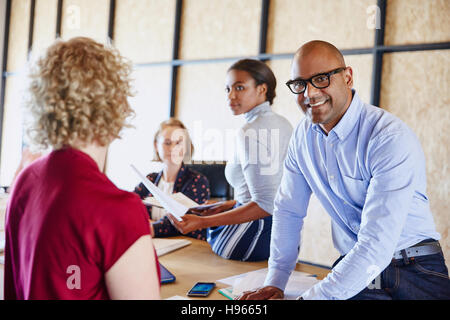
[{"xmin": 332, "ymin": 242, "xmax": 450, "ymax": 300}]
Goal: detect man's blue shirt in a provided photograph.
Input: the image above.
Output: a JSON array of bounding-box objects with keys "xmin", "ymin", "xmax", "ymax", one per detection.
[{"xmin": 265, "ymin": 91, "xmax": 440, "ymax": 299}]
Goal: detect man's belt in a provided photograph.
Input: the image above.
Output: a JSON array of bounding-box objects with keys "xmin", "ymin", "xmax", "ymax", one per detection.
[{"xmin": 393, "ymin": 241, "xmax": 441, "ymax": 263}]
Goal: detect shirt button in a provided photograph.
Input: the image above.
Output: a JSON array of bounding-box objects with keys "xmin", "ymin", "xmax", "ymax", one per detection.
[{"xmin": 330, "ymin": 175, "xmax": 334, "ymax": 180}]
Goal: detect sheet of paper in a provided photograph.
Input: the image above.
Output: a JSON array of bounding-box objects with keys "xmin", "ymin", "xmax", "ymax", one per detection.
[
  {"xmin": 152, "ymin": 238, "xmax": 191, "ymax": 257},
  {"xmin": 142, "ymin": 196, "xmax": 163, "ymax": 208},
  {"xmin": 142, "ymin": 193, "xmax": 199, "ymax": 209},
  {"xmin": 171, "ymin": 193, "xmax": 199, "ymax": 207},
  {"xmin": 130, "ymin": 164, "xmax": 187, "ymax": 221},
  {"xmin": 218, "ymin": 268, "xmax": 319, "ymax": 300},
  {"xmin": 217, "ymin": 268, "xmax": 312, "ymax": 287}
]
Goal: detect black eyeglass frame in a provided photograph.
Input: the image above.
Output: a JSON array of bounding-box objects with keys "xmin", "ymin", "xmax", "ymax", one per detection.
[{"xmin": 285, "ymin": 67, "xmax": 346, "ymax": 94}]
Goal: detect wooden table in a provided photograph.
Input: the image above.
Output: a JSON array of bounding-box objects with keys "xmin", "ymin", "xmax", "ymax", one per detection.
[{"xmin": 159, "ymin": 237, "xmax": 330, "ymax": 300}]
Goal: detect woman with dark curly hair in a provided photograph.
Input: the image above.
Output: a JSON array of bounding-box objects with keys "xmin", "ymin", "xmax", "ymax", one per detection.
[{"xmin": 4, "ymin": 37, "xmax": 160, "ymax": 300}]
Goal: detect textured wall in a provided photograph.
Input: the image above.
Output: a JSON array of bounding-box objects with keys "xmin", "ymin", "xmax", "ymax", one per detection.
[
  {"xmin": 6, "ymin": 0, "xmax": 30, "ymax": 72},
  {"xmin": 60, "ymin": 0, "xmax": 109, "ymax": 42},
  {"xmin": 114, "ymin": 0, "xmax": 176, "ymax": 63},
  {"xmin": 380, "ymin": 50, "xmax": 450, "ymax": 269},
  {"xmin": 267, "ymin": 0, "xmax": 376, "ymax": 54},
  {"xmin": 179, "ymin": 0, "xmax": 261, "ymax": 59},
  {"xmin": 385, "ymin": 0, "xmax": 450, "ymax": 45},
  {"xmin": 32, "ymin": 0, "xmax": 58, "ymax": 57}
]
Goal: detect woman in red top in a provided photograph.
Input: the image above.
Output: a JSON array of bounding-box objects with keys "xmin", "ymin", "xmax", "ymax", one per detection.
[{"xmin": 4, "ymin": 37, "xmax": 160, "ymax": 300}]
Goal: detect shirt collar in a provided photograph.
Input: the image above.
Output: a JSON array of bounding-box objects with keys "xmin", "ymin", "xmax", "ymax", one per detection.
[
  {"xmin": 311, "ymin": 90, "xmax": 362, "ymax": 141},
  {"xmin": 332, "ymin": 90, "xmax": 362, "ymax": 141},
  {"xmin": 244, "ymin": 101, "xmax": 271, "ymax": 123}
]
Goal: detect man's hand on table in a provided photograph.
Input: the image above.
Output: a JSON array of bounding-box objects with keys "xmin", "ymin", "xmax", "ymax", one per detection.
[{"xmin": 237, "ymin": 286, "xmax": 284, "ymax": 300}]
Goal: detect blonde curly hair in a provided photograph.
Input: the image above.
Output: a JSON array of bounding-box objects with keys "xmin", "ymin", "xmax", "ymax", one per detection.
[{"xmin": 27, "ymin": 37, "xmax": 134, "ymax": 149}]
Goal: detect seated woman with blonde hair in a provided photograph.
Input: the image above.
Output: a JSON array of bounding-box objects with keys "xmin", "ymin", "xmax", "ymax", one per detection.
[
  {"xmin": 4, "ymin": 37, "xmax": 160, "ymax": 300},
  {"xmin": 134, "ymin": 118, "xmax": 210, "ymax": 240}
]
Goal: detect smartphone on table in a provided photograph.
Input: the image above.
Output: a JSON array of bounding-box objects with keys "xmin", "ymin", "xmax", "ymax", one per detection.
[{"xmin": 187, "ymin": 282, "xmax": 216, "ymax": 297}]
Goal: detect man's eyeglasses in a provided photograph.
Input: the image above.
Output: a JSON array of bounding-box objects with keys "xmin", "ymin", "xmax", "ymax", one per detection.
[{"xmin": 285, "ymin": 67, "xmax": 346, "ymax": 94}]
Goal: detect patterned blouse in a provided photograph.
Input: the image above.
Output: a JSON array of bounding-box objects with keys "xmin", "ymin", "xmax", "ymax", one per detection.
[{"xmin": 134, "ymin": 163, "xmax": 210, "ymax": 240}]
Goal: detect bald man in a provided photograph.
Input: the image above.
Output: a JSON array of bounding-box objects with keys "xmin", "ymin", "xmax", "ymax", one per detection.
[{"xmin": 240, "ymin": 40, "xmax": 450, "ymax": 300}]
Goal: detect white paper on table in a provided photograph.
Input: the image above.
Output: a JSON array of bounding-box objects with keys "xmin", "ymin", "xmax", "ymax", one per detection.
[
  {"xmin": 130, "ymin": 164, "xmax": 187, "ymax": 221},
  {"xmin": 217, "ymin": 268, "xmax": 312, "ymax": 287},
  {"xmin": 152, "ymin": 238, "xmax": 191, "ymax": 257},
  {"xmin": 229, "ymin": 268, "xmax": 319, "ymax": 300}
]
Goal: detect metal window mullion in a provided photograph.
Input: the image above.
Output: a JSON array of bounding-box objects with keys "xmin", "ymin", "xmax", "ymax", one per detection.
[
  {"xmin": 169, "ymin": 0, "xmax": 182, "ymax": 118},
  {"xmin": 259, "ymin": 0, "xmax": 270, "ymax": 60},
  {"xmin": 56, "ymin": 0, "xmax": 63, "ymax": 38},
  {"xmin": 370, "ymin": 0, "xmax": 386, "ymax": 107},
  {"xmin": 28, "ymin": 0, "xmax": 36, "ymax": 55},
  {"xmin": 108, "ymin": 0, "xmax": 116, "ymax": 42}
]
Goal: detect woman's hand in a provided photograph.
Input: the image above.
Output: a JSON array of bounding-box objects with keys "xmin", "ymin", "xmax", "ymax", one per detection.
[
  {"xmin": 167, "ymin": 213, "xmax": 205, "ymax": 234},
  {"xmin": 189, "ymin": 200, "xmax": 237, "ymax": 216}
]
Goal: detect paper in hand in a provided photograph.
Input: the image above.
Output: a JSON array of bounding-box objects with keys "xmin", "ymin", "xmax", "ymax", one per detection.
[{"xmin": 130, "ymin": 164, "xmax": 187, "ymax": 221}]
